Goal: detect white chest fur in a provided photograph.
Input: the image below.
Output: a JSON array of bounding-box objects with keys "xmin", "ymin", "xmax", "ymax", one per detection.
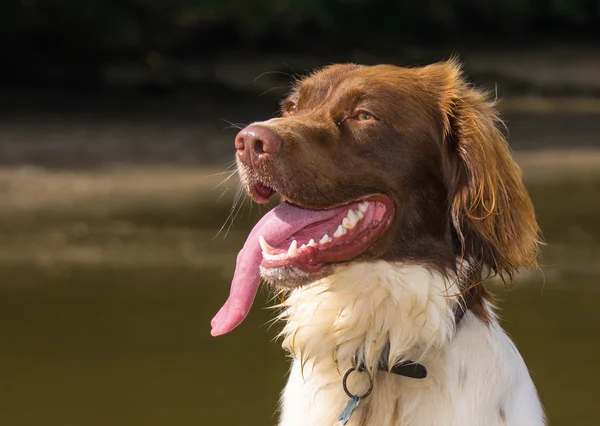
[{"xmin": 276, "ymin": 262, "xmax": 545, "ymax": 426}]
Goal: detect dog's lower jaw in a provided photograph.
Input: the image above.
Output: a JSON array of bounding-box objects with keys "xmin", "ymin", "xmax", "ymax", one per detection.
[
  {"xmin": 260, "ymin": 266, "xmax": 312, "ymax": 289},
  {"xmin": 260, "ymin": 263, "xmax": 343, "ymax": 289},
  {"xmin": 276, "ymin": 261, "xmax": 546, "ymax": 426}
]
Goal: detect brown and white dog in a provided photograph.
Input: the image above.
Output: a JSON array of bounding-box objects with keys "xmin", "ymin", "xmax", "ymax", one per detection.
[{"xmin": 211, "ymin": 60, "xmax": 546, "ymax": 426}]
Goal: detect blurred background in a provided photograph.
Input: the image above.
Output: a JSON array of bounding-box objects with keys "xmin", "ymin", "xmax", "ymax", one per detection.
[{"xmin": 0, "ymin": 1, "xmax": 599, "ymax": 425}]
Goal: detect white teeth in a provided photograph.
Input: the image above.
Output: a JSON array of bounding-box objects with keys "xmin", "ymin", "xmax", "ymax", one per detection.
[
  {"xmin": 358, "ymin": 201, "xmax": 369, "ymax": 212},
  {"xmin": 300, "ymin": 244, "xmax": 306, "ymax": 249},
  {"xmin": 356, "ymin": 210, "xmax": 364, "ymax": 220},
  {"xmin": 319, "ymin": 234, "xmax": 332, "ymax": 244},
  {"xmin": 307, "ymin": 239, "xmax": 317, "ymax": 247},
  {"xmin": 287, "ymin": 240, "xmax": 298, "ymax": 258},
  {"xmin": 259, "ymin": 235, "xmax": 273, "ymax": 252},
  {"xmin": 342, "ymin": 218, "xmax": 353, "ymax": 229},
  {"xmin": 262, "ymin": 252, "xmax": 287, "ymax": 261},
  {"xmin": 347, "ymin": 210, "xmax": 358, "ymax": 224},
  {"xmin": 334, "ymin": 225, "xmax": 347, "ymax": 238}
]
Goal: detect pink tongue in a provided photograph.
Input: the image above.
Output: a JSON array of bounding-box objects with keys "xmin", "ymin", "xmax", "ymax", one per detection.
[{"xmin": 210, "ymin": 202, "xmax": 347, "ymax": 336}]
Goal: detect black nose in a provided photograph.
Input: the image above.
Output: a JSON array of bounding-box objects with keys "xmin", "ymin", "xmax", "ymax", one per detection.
[{"xmin": 234, "ymin": 125, "xmax": 282, "ymax": 168}]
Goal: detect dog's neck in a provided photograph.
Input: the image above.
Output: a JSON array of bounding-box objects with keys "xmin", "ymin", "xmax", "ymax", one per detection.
[
  {"xmin": 278, "ymin": 261, "xmax": 467, "ymax": 375},
  {"xmin": 276, "ymin": 261, "xmax": 545, "ymax": 426}
]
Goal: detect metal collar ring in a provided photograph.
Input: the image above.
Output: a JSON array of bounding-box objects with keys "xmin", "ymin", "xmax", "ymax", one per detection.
[{"xmin": 342, "ymin": 367, "xmax": 374, "ymax": 399}]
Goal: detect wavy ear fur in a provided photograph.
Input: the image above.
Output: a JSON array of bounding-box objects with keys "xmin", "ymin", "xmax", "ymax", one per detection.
[{"xmin": 428, "ymin": 60, "xmax": 540, "ymax": 286}]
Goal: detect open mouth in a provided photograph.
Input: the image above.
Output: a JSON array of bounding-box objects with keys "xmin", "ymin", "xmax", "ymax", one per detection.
[
  {"xmin": 211, "ymin": 190, "xmax": 394, "ymax": 337},
  {"xmin": 247, "ymin": 177, "xmax": 394, "ymax": 273},
  {"xmin": 251, "ymin": 182, "xmax": 276, "ymax": 203},
  {"xmin": 259, "ymin": 196, "xmax": 393, "ymax": 273}
]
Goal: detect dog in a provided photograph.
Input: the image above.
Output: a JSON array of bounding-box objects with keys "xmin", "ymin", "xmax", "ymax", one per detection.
[{"xmin": 211, "ymin": 60, "xmax": 546, "ymax": 426}]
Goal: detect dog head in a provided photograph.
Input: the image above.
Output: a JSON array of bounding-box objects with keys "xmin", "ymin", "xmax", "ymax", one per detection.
[{"xmin": 211, "ymin": 61, "xmax": 540, "ymax": 336}]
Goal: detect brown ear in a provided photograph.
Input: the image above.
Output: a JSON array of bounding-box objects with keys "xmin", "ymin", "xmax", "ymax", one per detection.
[{"xmin": 430, "ymin": 60, "xmax": 540, "ymax": 283}]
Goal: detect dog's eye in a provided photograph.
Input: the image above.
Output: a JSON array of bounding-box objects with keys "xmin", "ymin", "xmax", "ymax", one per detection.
[
  {"xmin": 285, "ymin": 102, "xmax": 297, "ymax": 116},
  {"xmin": 355, "ymin": 111, "xmax": 375, "ymax": 121}
]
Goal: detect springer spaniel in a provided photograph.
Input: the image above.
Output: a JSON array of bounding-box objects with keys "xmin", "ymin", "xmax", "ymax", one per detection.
[{"xmin": 211, "ymin": 60, "xmax": 545, "ymax": 426}]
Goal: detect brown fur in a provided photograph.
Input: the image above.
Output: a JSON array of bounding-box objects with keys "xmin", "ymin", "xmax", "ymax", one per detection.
[{"xmin": 238, "ymin": 60, "xmax": 540, "ymax": 320}]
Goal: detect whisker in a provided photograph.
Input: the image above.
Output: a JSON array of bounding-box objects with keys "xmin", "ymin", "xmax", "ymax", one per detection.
[
  {"xmin": 254, "ymin": 70, "xmax": 293, "ymax": 83},
  {"xmin": 204, "ymin": 164, "xmax": 237, "ymax": 178},
  {"xmin": 205, "ymin": 169, "xmax": 235, "ymax": 177},
  {"xmin": 212, "ymin": 170, "xmax": 237, "ymax": 190},
  {"xmin": 216, "ymin": 188, "xmax": 229, "ymax": 203},
  {"xmin": 221, "ymin": 125, "xmax": 244, "ymax": 131},
  {"xmin": 224, "ymin": 187, "xmax": 247, "ymax": 238},
  {"xmin": 214, "ymin": 184, "xmax": 244, "ymax": 239},
  {"xmin": 220, "ymin": 118, "xmax": 248, "ymax": 131},
  {"xmin": 259, "ymin": 85, "xmax": 288, "ymax": 97}
]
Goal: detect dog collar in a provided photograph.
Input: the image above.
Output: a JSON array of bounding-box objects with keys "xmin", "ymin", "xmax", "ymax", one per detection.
[
  {"xmin": 381, "ymin": 303, "xmax": 467, "ymax": 379},
  {"xmin": 353, "ymin": 304, "xmax": 467, "ymax": 379},
  {"xmin": 339, "ymin": 305, "xmax": 468, "ymax": 424}
]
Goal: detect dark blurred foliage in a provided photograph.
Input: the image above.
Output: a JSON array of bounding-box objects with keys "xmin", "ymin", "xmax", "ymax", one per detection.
[{"xmin": 1, "ymin": 0, "xmax": 599, "ymax": 83}]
